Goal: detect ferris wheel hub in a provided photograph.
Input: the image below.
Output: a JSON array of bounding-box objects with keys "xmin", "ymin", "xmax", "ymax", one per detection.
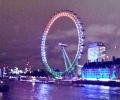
[{"xmin": 58, "ymin": 43, "xmax": 68, "ymax": 47}]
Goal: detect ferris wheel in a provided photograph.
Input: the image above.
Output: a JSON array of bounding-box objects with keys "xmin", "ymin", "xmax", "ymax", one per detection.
[{"xmin": 41, "ymin": 11, "xmax": 85, "ymax": 77}]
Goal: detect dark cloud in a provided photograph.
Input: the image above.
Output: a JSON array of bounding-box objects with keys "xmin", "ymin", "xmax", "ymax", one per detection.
[{"xmin": 0, "ymin": 0, "xmax": 120, "ymax": 68}]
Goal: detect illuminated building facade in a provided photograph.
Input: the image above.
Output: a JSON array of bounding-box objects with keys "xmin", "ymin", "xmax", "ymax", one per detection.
[
  {"xmin": 88, "ymin": 42, "xmax": 106, "ymax": 62},
  {"xmin": 82, "ymin": 58, "xmax": 120, "ymax": 81}
]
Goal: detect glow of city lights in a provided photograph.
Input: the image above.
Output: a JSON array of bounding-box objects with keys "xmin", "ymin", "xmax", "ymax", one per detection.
[{"xmin": 82, "ymin": 68, "xmax": 117, "ymax": 81}]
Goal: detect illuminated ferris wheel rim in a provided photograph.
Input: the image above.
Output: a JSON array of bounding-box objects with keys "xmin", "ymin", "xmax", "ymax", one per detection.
[{"xmin": 41, "ymin": 11, "xmax": 84, "ymax": 76}]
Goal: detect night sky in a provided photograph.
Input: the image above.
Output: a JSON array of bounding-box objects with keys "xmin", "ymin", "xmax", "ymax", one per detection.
[{"xmin": 0, "ymin": 0, "xmax": 120, "ymax": 69}]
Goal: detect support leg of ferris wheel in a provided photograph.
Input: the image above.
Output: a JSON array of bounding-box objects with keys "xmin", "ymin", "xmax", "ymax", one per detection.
[
  {"xmin": 62, "ymin": 47, "xmax": 72, "ymax": 70},
  {"xmin": 59, "ymin": 43, "xmax": 72, "ymax": 70},
  {"xmin": 62, "ymin": 47, "xmax": 68, "ymax": 70}
]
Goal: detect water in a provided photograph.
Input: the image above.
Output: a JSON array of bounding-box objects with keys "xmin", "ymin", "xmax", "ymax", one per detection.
[{"xmin": 0, "ymin": 80, "xmax": 120, "ymax": 100}]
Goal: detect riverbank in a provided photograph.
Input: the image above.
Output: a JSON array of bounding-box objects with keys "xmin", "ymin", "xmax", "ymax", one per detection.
[
  {"xmin": 7, "ymin": 76, "xmax": 120, "ymax": 87},
  {"xmin": 55, "ymin": 80, "xmax": 120, "ymax": 87}
]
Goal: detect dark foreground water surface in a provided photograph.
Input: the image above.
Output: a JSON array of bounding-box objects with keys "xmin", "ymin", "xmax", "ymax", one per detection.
[{"xmin": 0, "ymin": 80, "xmax": 120, "ymax": 100}]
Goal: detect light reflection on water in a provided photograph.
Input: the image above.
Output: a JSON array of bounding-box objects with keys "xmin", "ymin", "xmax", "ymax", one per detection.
[
  {"xmin": 37, "ymin": 84, "xmax": 51, "ymax": 100},
  {"xmin": 0, "ymin": 81, "xmax": 120, "ymax": 100}
]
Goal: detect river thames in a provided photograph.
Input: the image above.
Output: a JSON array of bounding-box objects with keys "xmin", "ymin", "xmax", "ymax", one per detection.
[{"xmin": 0, "ymin": 80, "xmax": 120, "ymax": 100}]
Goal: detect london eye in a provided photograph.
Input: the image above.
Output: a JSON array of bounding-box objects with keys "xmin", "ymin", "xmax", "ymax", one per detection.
[{"xmin": 41, "ymin": 11, "xmax": 84, "ymax": 77}]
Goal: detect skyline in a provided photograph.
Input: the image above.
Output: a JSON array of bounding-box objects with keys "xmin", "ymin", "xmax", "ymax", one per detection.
[{"xmin": 0, "ymin": 0, "xmax": 120, "ymax": 68}]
